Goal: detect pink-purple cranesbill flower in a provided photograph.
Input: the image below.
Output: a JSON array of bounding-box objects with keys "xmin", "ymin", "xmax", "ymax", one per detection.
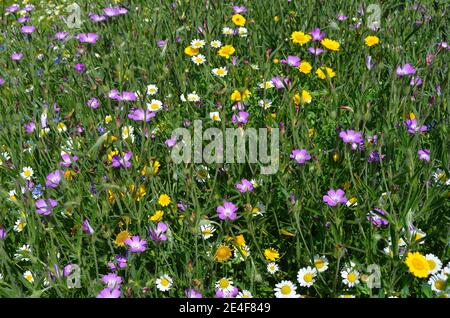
[
  {"xmin": 96, "ymin": 287, "xmax": 121, "ymax": 298},
  {"xmin": 310, "ymin": 27, "xmax": 325, "ymax": 41},
  {"xmin": 149, "ymin": 222, "xmax": 168, "ymax": 242},
  {"xmin": 23, "ymin": 121, "xmax": 36, "ymax": 133},
  {"xmin": 45, "ymin": 170, "xmax": 61, "ymax": 188},
  {"xmin": 128, "ymin": 108, "xmax": 156, "ymax": 122},
  {"xmin": 280, "ymin": 55, "xmax": 300, "ymax": 67},
  {"xmin": 368, "ymin": 151, "xmax": 385, "ymax": 163},
  {"xmin": 235, "ymin": 179, "xmax": 254, "ymax": 193},
  {"xmin": 403, "ymin": 118, "xmax": 427, "ymax": 134},
  {"xmin": 232, "ymin": 111, "xmax": 249, "ymax": 125},
  {"xmin": 232, "ymin": 5, "xmax": 247, "ymax": 14},
  {"xmin": 102, "ymin": 273, "xmax": 123, "ymax": 289},
  {"xmin": 60, "ymin": 152, "xmax": 78, "ymax": 167},
  {"xmin": 185, "ymin": 288, "xmax": 203, "ymax": 298},
  {"xmin": 89, "ymin": 13, "xmax": 107, "ymax": 22},
  {"xmin": 396, "ymin": 63, "xmax": 416, "ymax": 77},
  {"xmin": 121, "ymin": 91, "xmax": 137, "ymax": 101},
  {"xmin": 216, "ymin": 201, "xmax": 238, "ymax": 220},
  {"xmin": 63, "ymin": 264, "xmax": 75, "ymax": 277},
  {"xmin": 111, "ymin": 151, "xmax": 133, "ymax": 168},
  {"xmin": 0, "ymin": 225, "xmax": 6, "ymax": 240},
  {"xmin": 18, "ymin": 17, "xmax": 30, "ymax": 24},
  {"xmin": 21, "ymin": 25, "xmax": 35, "ymax": 34},
  {"xmin": 308, "ymin": 47, "xmax": 324, "ymax": 56},
  {"xmin": 271, "ymin": 76, "xmax": 286, "ymax": 89},
  {"xmin": 290, "ymin": 149, "xmax": 311, "ymax": 164},
  {"xmin": 87, "ymin": 97, "xmax": 100, "ymax": 109},
  {"xmin": 410, "ymin": 76, "xmax": 422, "ymax": 87},
  {"xmin": 323, "ymin": 189, "xmax": 348, "ymax": 207},
  {"xmin": 82, "ymin": 219, "xmax": 94, "ymax": 234},
  {"xmin": 418, "ymin": 149, "xmax": 430, "ymax": 162},
  {"xmin": 337, "ymin": 14, "xmax": 348, "ymax": 21},
  {"xmin": 339, "ymin": 130, "xmax": 363, "ymax": 144},
  {"xmin": 165, "ymin": 136, "xmax": 177, "ymax": 148},
  {"xmin": 215, "ymin": 287, "xmax": 239, "ymax": 298},
  {"xmin": 125, "ymin": 235, "xmax": 147, "ymax": 252},
  {"xmin": 35, "ymin": 198, "xmax": 58, "ymax": 215},
  {"xmin": 77, "ymin": 33, "xmax": 99, "ymax": 44},
  {"xmin": 6, "ymin": 4, "xmax": 20, "ymax": 13},
  {"xmin": 108, "ymin": 255, "xmax": 128, "ymax": 271},
  {"xmin": 367, "ymin": 208, "xmax": 389, "ymax": 226},
  {"xmin": 0, "ymin": 78, "xmax": 4, "ymax": 86},
  {"xmin": 74, "ymin": 63, "xmax": 85, "ymax": 73},
  {"xmin": 54, "ymin": 32, "xmax": 69, "ymax": 41},
  {"xmin": 11, "ymin": 52, "xmax": 23, "ymax": 61},
  {"xmin": 157, "ymin": 39, "xmax": 168, "ymax": 48}
]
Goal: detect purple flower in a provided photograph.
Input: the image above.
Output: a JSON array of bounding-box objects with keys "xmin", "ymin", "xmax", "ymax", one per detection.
[
  {"xmin": 35, "ymin": 198, "xmax": 58, "ymax": 215},
  {"xmin": 157, "ymin": 39, "xmax": 168, "ymax": 48},
  {"xmin": 77, "ymin": 33, "xmax": 99, "ymax": 44},
  {"xmin": 235, "ymin": 179, "xmax": 254, "ymax": 193},
  {"xmin": 108, "ymin": 255, "xmax": 128, "ymax": 271},
  {"xmin": 45, "ymin": 170, "xmax": 61, "ymax": 188},
  {"xmin": 281, "ymin": 55, "xmax": 300, "ymax": 67},
  {"xmin": 60, "ymin": 152, "xmax": 78, "ymax": 167},
  {"xmin": 11, "ymin": 52, "xmax": 23, "ymax": 61},
  {"xmin": 337, "ymin": 15, "xmax": 348, "ymax": 21},
  {"xmin": 290, "ymin": 149, "xmax": 311, "ymax": 164},
  {"xmin": 366, "ymin": 55, "xmax": 373, "ymax": 70},
  {"xmin": 185, "ymin": 288, "xmax": 203, "ymax": 298},
  {"xmin": 339, "ymin": 130, "xmax": 363, "ymax": 144},
  {"xmin": 74, "ymin": 63, "xmax": 85, "ymax": 73},
  {"xmin": 125, "ymin": 235, "xmax": 147, "ymax": 252},
  {"xmin": 418, "ymin": 149, "xmax": 430, "ymax": 162},
  {"xmin": 103, "ymin": 7, "xmax": 120, "ymax": 17},
  {"xmin": 0, "ymin": 78, "xmax": 4, "ymax": 86},
  {"xmin": 111, "ymin": 151, "xmax": 133, "ymax": 168},
  {"xmin": 0, "ymin": 225, "xmax": 6, "ymax": 240},
  {"xmin": 102, "ymin": 273, "xmax": 123, "ymax": 289},
  {"xmin": 149, "ymin": 222, "xmax": 168, "ymax": 242},
  {"xmin": 96, "ymin": 287, "xmax": 121, "ymax": 298},
  {"xmin": 310, "ymin": 28, "xmax": 325, "ymax": 41},
  {"xmin": 307, "ymin": 47, "xmax": 324, "ymax": 56},
  {"xmin": 396, "ymin": 63, "xmax": 416, "ymax": 77},
  {"xmin": 367, "ymin": 134, "xmax": 378, "ymax": 145},
  {"xmin": 165, "ymin": 136, "xmax": 177, "ymax": 148},
  {"xmin": 403, "ymin": 119, "xmax": 427, "ymax": 134},
  {"xmin": 54, "ymin": 32, "xmax": 69, "ymax": 41},
  {"xmin": 121, "ymin": 91, "xmax": 137, "ymax": 102},
  {"xmin": 87, "ymin": 97, "xmax": 100, "ymax": 109},
  {"xmin": 108, "ymin": 89, "xmax": 122, "ymax": 100},
  {"xmin": 232, "ymin": 5, "xmax": 247, "ymax": 14},
  {"xmin": 18, "ymin": 16, "xmax": 30, "ymax": 23},
  {"xmin": 23, "ymin": 4, "xmax": 35, "ymax": 12},
  {"xmin": 232, "ymin": 111, "xmax": 249, "ymax": 125},
  {"xmin": 271, "ymin": 76, "xmax": 286, "ymax": 89},
  {"xmin": 216, "ymin": 201, "xmax": 238, "ymax": 220},
  {"xmin": 368, "ymin": 151, "xmax": 385, "ymax": 163},
  {"xmin": 20, "ymin": 25, "xmax": 35, "ymax": 34},
  {"xmin": 410, "ymin": 76, "xmax": 422, "ymax": 87},
  {"xmin": 128, "ymin": 108, "xmax": 156, "ymax": 122},
  {"xmin": 6, "ymin": 4, "xmax": 20, "ymax": 13},
  {"xmin": 89, "ymin": 14, "xmax": 107, "ymax": 22},
  {"xmin": 367, "ymin": 208, "xmax": 389, "ymax": 226},
  {"xmin": 23, "ymin": 121, "xmax": 36, "ymax": 133},
  {"xmin": 82, "ymin": 219, "xmax": 94, "ymax": 234},
  {"xmin": 323, "ymin": 189, "xmax": 348, "ymax": 207},
  {"xmin": 215, "ymin": 287, "xmax": 239, "ymax": 298}
]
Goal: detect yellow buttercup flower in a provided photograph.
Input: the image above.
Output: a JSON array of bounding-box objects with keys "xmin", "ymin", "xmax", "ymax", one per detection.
[
  {"xmin": 231, "ymin": 90, "xmax": 242, "ymax": 102},
  {"xmin": 232, "ymin": 14, "xmax": 246, "ymax": 26},
  {"xmin": 316, "ymin": 67, "xmax": 336, "ymax": 79},
  {"xmin": 264, "ymin": 248, "xmax": 280, "ymax": 261},
  {"xmin": 234, "ymin": 235, "xmax": 246, "ymax": 247},
  {"xmin": 291, "ymin": 31, "xmax": 311, "ymax": 45},
  {"xmin": 114, "ymin": 230, "xmax": 131, "ymax": 246},
  {"xmin": 218, "ymin": 45, "xmax": 235, "ymax": 58},
  {"xmin": 158, "ymin": 194, "xmax": 171, "ymax": 207},
  {"xmin": 298, "ymin": 60, "xmax": 312, "ymax": 74},
  {"xmin": 215, "ymin": 245, "xmax": 232, "ymax": 262},
  {"xmin": 405, "ymin": 252, "xmax": 430, "ymax": 278},
  {"xmin": 301, "ymin": 90, "xmax": 312, "ymax": 104},
  {"xmin": 184, "ymin": 46, "xmax": 199, "ymax": 56},
  {"xmin": 150, "ymin": 210, "xmax": 164, "ymax": 222},
  {"xmin": 365, "ymin": 35, "xmax": 380, "ymax": 47},
  {"xmin": 321, "ymin": 38, "xmax": 340, "ymax": 51}
]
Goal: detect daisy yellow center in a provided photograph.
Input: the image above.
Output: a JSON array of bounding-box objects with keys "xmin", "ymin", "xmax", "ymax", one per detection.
[
  {"xmin": 150, "ymin": 103, "xmax": 159, "ymax": 110},
  {"xmin": 212, "ymin": 115, "xmax": 219, "ymax": 120},
  {"xmin": 202, "ymin": 229, "xmax": 212, "ymax": 235},
  {"xmin": 149, "ymin": 88, "xmax": 156, "ymax": 93},
  {"xmin": 24, "ymin": 170, "xmax": 31, "ymax": 177},
  {"xmin": 216, "ymin": 69, "xmax": 225, "ymax": 75},
  {"xmin": 435, "ymin": 280, "xmax": 445, "ymax": 290},
  {"xmin": 280, "ymin": 285, "xmax": 291, "ymax": 295},
  {"xmin": 219, "ymin": 278, "xmax": 229, "ymax": 289},
  {"xmin": 315, "ymin": 259, "xmax": 324, "ymax": 269},
  {"xmin": 347, "ymin": 273, "xmax": 357, "ymax": 283},
  {"xmin": 160, "ymin": 278, "xmax": 170, "ymax": 287},
  {"xmin": 25, "ymin": 274, "xmax": 33, "ymax": 282},
  {"xmin": 304, "ymin": 273, "xmax": 314, "ymax": 283},
  {"xmin": 427, "ymin": 260, "xmax": 436, "ymax": 270}
]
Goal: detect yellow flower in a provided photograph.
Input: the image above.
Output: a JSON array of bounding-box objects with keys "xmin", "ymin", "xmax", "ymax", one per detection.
[
  {"xmin": 232, "ymin": 14, "xmax": 246, "ymax": 26},
  {"xmin": 298, "ymin": 60, "xmax": 312, "ymax": 74},
  {"xmin": 218, "ymin": 45, "xmax": 235, "ymax": 58},
  {"xmin": 405, "ymin": 252, "xmax": 430, "ymax": 278},
  {"xmin": 242, "ymin": 89, "xmax": 251, "ymax": 100},
  {"xmin": 114, "ymin": 230, "xmax": 131, "ymax": 246},
  {"xmin": 273, "ymin": 58, "xmax": 279, "ymax": 64},
  {"xmin": 108, "ymin": 189, "xmax": 115, "ymax": 203},
  {"xmin": 215, "ymin": 245, "xmax": 232, "ymax": 262},
  {"xmin": 291, "ymin": 31, "xmax": 311, "ymax": 45},
  {"xmin": 273, "ymin": 16, "xmax": 279, "ymax": 22},
  {"xmin": 130, "ymin": 184, "xmax": 146, "ymax": 201},
  {"xmin": 184, "ymin": 45, "xmax": 199, "ymax": 56},
  {"xmin": 293, "ymin": 93, "xmax": 301, "ymax": 105},
  {"xmin": 301, "ymin": 90, "xmax": 312, "ymax": 104},
  {"xmin": 308, "ymin": 128, "xmax": 315, "ymax": 137},
  {"xmin": 108, "ymin": 150, "xmax": 119, "ymax": 162},
  {"xmin": 105, "ymin": 115, "xmax": 113, "ymax": 123},
  {"xmin": 316, "ymin": 67, "xmax": 336, "ymax": 80},
  {"xmin": 365, "ymin": 35, "xmax": 380, "ymax": 47},
  {"xmin": 321, "ymin": 38, "xmax": 340, "ymax": 51},
  {"xmin": 158, "ymin": 194, "xmax": 171, "ymax": 207},
  {"xmin": 264, "ymin": 248, "xmax": 280, "ymax": 261},
  {"xmin": 234, "ymin": 235, "xmax": 246, "ymax": 247},
  {"xmin": 64, "ymin": 170, "xmax": 76, "ymax": 180},
  {"xmin": 230, "ymin": 90, "xmax": 242, "ymax": 102},
  {"xmin": 150, "ymin": 210, "xmax": 164, "ymax": 222}
]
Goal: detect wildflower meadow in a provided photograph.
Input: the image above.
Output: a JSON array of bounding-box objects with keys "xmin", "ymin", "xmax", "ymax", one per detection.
[{"xmin": 0, "ymin": 0, "xmax": 449, "ymax": 299}]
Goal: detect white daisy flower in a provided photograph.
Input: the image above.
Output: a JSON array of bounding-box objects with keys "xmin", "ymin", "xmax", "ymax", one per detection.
[
  {"xmin": 200, "ymin": 224, "xmax": 216, "ymax": 240},
  {"xmin": 156, "ymin": 274, "xmax": 173, "ymax": 292},
  {"xmin": 297, "ymin": 266, "xmax": 317, "ymax": 287},
  {"xmin": 259, "ymin": 99, "xmax": 272, "ymax": 109},
  {"xmin": 20, "ymin": 166, "xmax": 34, "ymax": 180},
  {"xmin": 147, "ymin": 99, "xmax": 163, "ymax": 112},
  {"xmin": 212, "ymin": 67, "xmax": 228, "ymax": 77},
  {"xmin": 234, "ymin": 245, "xmax": 250, "ymax": 261},
  {"xmin": 425, "ymin": 254, "xmax": 442, "ymax": 275},
  {"xmin": 258, "ymin": 81, "xmax": 274, "ymax": 89},
  {"xmin": 267, "ymin": 262, "xmax": 279, "ymax": 274},
  {"xmin": 428, "ymin": 273, "xmax": 447, "ymax": 293},
  {"xmin": 237, "ymin": 27, "xmax": 248, "ymax": 37},
  {"xmin": 14, "ymin": 219, "xmax": 27, "ymax": 232},
  {"xmin": 222, "ymin": 27, "xmax": 234, "ymax": 36},
  {"xmin": 121, "ymin": 126, "xmax": 135, "ymax": 143},
  {"xmin": 341, "ymin": 268, "xmax": 360, "ymax": 287},
  {"xmin": 209, "ymin": 112, "xmax": 221, "ymax": 121},
  {"xmin": 23, "ymin": 271, "xmax": 34, "ymax": 283},
  {"xmin": 146, "ymin": 84, "xmax": 158, "ymax": 95},
  {"xmin": 339, "ymin": 294, "xmax": 356, "ymax": 298},
  {"xmin": 251, "ymin": 203, "xmax": 266, "ymax": 217},
  {"xmin": 236, "ymin": 290, "xmax": 253, "ymax": 298},
  {"xmin": 192, "ymin": 54, "xmax": 206, "ymax": 65},
  {"xmin": 210, "ymin": 40, "xmax": 222, "ymax": 48},
  {"xmin": 313, "ymin": 255, "xmax": 329, "ymax": 273},
  {"xmin": 187, "ymin": 92, "xmax": 200, "ymax": 102},
  {"xmin": 215, "ymin": 277, "xmax": 234, "ymax": 294},
  {"xmin": 274, "ymin": 280, "xmax": 301, "ymax": 298},
  {"xmin": 190, "ymin": 39, "xmax": 205, "ymax": 49}
]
